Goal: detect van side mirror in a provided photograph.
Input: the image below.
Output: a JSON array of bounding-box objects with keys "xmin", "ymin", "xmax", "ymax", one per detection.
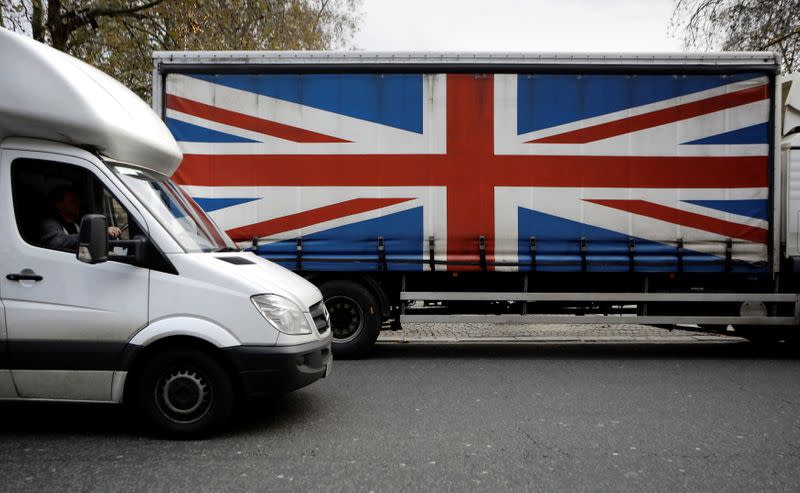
[{"xmin": 77, "ymin": 214, "xmax": 108, "ymax": 264}]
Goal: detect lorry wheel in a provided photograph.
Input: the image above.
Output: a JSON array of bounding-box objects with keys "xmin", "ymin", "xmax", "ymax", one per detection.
[
  {"xmin": 319, "ymin": 280, "xmax": 381, "ymax": 359},
  {"xmin": 132, "ymin": 348, "xmax": 234, "ymax": 437}
]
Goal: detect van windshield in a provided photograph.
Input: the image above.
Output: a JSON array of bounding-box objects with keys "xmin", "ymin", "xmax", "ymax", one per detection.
[{"xmin": 109, "ymin": 164, "xmax": 238, "ymax": 253}]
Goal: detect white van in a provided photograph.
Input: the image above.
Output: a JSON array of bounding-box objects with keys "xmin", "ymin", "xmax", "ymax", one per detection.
[{"xmin": 0, "ymin": 29, "xmax": 331, "ymax": 436}]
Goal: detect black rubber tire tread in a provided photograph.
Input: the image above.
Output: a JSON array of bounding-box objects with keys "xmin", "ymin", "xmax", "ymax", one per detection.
[
  {"xmin": 319, "ymin": 279, "xmax": 381, "ymax": 359},
  {"xmin": 131, "ymin": 347, "xmax": 234, "ymax": 438}
]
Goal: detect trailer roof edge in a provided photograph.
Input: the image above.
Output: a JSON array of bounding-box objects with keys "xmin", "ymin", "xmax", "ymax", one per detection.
[{"xmin": 152, "ymin": 50, "xmax": 780, "ymax": 68}]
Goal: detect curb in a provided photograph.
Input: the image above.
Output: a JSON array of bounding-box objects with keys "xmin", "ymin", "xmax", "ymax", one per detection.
[{"xmin": 377, "ymin": 335, "xmax": 743, "ymax": 344}]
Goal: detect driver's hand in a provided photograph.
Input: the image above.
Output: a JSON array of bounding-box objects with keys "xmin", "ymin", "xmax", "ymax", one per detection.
[{"xmin": 107, "ymin": 226, "xmax": 122, "ymax": 239}]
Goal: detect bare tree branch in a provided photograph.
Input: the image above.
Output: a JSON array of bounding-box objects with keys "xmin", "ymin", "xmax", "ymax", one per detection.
[
  {"xmin": 61, "ymin": 0, "xmax": 167, "ymax": 37},
  {"xmin": 77, "ymin": 0, "xmax": 167, "ymax": 22},
  {"xmin": 760, "ymin": 27, "xmax": 800, "ymax": 51},
  {"xmin": 672, "ymin": 0, "xmax": 800, "ymax": 73},
  {"xmin": 312, "ymin": 0, "xmax": 331, "ymax": 34}
]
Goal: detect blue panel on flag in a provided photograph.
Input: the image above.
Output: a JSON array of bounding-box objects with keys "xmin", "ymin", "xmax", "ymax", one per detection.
[
  {"xmin": 683, "ymin": 199, "xmax": 768, "ymax": 221},
  {"xmin": 682, "ymin": 122, "xmax": 768, "ymax": 145},
  {"xmin": 516, "ymin": 73, "xmax": 762, "ymax": 135},
  {"xmin": 516, "ymin": 207, "xmax": 766, "ymax": 273},
  {"xmin": 193, "ymin": 197, "xmax": 260, "ymax": 213},
  {"xmin": 166, "ymin": 118, "xmax": 258, "ymax": 143},
  {"xmin": 190, "ymin": 73, "xmax": 424, "ymax": 134},
  {"xmin": 256, "ymin": 207, "xmax": 424, "ymax": 271}
]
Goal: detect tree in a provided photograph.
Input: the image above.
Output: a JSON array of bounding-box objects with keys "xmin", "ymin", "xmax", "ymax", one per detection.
[
  {"xmin": 672, "ymin": 0, "xmax": 800, "ymax": 73},
  {"xmin": 1, "ymin": 0, "xmax": 362, "ymax": 99}
]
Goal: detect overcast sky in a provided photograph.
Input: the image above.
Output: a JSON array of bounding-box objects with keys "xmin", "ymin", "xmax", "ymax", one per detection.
[{"xmin": 355, "ymin": 0, "xmax": 684, "ymax": 52}]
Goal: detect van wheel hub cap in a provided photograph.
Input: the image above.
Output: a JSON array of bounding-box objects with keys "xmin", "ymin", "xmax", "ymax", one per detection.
[{"xmin": 158, "ymin": 370, "xmax": 211, "ymax": 422}]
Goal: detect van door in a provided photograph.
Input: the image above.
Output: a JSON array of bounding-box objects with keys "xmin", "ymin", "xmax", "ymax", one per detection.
[
  {"xmin": 0, "ymin": 149, "xmax": 18, "ymax": 398},
  {"xmin": 0, "ymin": 300, "xmax": 18, "ymax": 398},
  {"xmin": 0, "ymin": 149, "xmax": 149, "ymax": 401}
]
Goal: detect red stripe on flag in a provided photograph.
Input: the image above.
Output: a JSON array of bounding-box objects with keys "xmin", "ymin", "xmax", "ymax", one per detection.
[
  {"xmin": 586, "ymin": 199, "xmax": 768, "ymax": 244},
  {"xmin": 530, "ymin": 84, "xmax": 769, "ymax": 144},
  {"xmin": 174, "ymin": 154, "xmax": 768, "ymax": 189},
  {"xmin": 226, "ymin": 197, "xmax": 414, "ymax": 241},
  {"xmin": 166, "ymin": 95, "xmax": 350, "ymax": 143}
]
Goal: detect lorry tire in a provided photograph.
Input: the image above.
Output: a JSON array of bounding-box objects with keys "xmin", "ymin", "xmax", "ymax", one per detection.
[
  {"xmin": 132, "ymin": 347, "xmax": 234, "ymax": 437},
  {"xmin": 319, "ymin": 280, "xmax": 381, "ymax": 359}
]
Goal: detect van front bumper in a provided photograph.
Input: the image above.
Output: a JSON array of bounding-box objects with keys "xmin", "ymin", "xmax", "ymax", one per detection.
[{"xmin": 223, "ymin": 338, "xmax": 332, "ymax": 399}]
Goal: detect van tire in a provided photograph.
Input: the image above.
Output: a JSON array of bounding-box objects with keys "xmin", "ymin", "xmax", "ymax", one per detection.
[
  {"xmin": 131, "ymin": 348, "xmax": 234, "ymax": 437},
  {"xmin": 319, "ymin": 280, "xmax": 381, "ymax": 359}
]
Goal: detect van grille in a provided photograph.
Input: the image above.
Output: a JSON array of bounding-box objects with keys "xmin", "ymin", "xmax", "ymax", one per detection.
[{"xmin": 310, "ymin": 301, "xmax": 330, "ymax": 334}]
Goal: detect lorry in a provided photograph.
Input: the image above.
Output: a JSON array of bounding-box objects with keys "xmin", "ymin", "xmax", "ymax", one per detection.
[
  {"xmin": 0, "ymin": 29, "xmax": 332, "ymax": 436},
  {"xmin": 152, "ymin": 50, "xmax": 800, "ymax": 358}
]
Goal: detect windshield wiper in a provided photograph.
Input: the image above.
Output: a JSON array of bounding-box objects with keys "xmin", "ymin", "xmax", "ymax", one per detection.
[{"xmin": 212, "ymin": 246, "xmax": 240, "ymax": 253}]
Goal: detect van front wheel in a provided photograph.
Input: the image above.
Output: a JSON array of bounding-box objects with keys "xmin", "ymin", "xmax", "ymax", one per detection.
[
  {"xmin": 319, "ymin": 280, "xmax": 381, "ymax": 359},
  {"xmin": 132, "ymin": 348, "xmax": 234, "ymax": 437}
]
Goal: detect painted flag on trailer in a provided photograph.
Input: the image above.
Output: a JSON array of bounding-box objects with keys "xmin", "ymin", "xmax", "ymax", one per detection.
[{"xmin": 165, "ymin": 70, "xmax": 771, "ymax": 273}]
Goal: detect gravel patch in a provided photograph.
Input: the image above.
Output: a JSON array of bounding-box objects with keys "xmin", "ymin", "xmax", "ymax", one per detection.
[{"xmin": 378, "ymin": 323, "xmax": 742, "ymax": 343}]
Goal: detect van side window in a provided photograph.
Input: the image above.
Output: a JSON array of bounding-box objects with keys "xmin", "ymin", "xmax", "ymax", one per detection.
[
  {"xmin": 10, "ymin": 159, "xmax": 142, "ymax": 255},
  {"xmin": 103, "ymin": 187, "xmax": 132, "ymax": 240}
]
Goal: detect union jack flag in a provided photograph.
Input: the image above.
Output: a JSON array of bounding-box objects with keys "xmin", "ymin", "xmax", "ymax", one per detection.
[{"xmin": 165, "ymin": 70, "xmax": 771, "ymax": 273}]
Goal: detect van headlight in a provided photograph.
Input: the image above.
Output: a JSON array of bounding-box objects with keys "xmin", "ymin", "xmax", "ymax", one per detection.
[{"xmin": 251, "ymin": 294, "xmax": 312, "ymax": 335}]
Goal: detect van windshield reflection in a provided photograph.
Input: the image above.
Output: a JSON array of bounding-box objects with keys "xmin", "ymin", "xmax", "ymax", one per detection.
[{"xmin": 109, "ymin": 164, "xmax": 238, "ymax": 253}]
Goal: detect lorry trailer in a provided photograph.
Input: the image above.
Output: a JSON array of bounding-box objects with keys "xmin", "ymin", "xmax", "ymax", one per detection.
[{"xmin": 152, "ymin": 51, "xmax": 800, "ymax": 357}]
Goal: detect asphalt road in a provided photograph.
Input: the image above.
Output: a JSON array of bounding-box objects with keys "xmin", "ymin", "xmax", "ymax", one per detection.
[{"xmin": 2, "ymin": 341, "xmax": 800, "ymax": 492}]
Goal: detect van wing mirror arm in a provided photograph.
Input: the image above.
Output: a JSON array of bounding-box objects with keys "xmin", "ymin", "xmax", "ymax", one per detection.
[{"xmin": 108, "ymin": 238, "xmax": 148, "ymax": 264}]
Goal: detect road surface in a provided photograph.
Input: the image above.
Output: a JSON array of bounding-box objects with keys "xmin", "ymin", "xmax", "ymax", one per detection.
[{"xmin": 1, "ymin": 341, "xmax": 799, "ymax": 492}]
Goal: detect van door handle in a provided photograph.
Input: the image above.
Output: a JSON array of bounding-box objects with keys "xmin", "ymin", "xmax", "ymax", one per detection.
[{"xmin": 6, "ymin": 273, "xmax": 43, "ymax": 282}]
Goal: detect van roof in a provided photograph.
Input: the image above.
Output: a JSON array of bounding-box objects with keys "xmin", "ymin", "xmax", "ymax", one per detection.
[{"xmin": 0, "ymin": 28, "xmax": 182, "ymax": 176}]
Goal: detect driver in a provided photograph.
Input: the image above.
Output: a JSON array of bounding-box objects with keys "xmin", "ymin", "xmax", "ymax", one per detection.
[{"xmin": 40, "ymin": 185, "xmax": 122, "ymax": 251}]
